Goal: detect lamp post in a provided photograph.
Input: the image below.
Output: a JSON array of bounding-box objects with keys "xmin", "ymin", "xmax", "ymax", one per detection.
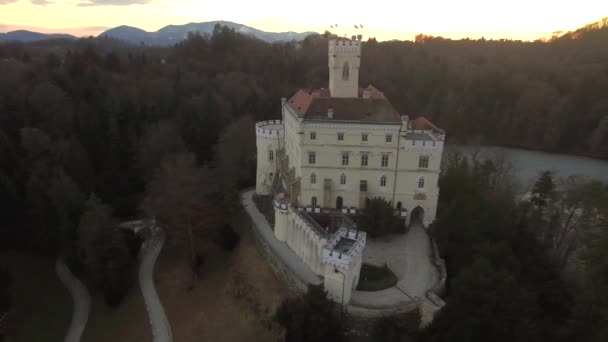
[{"xmin": 334, "ymin": 267, "xmax": 345, "ymax": 321}]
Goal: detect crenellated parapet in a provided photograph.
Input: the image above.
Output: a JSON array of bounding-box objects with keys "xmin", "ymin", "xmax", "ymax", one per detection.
[
  {"xmin": 328, "ymin": 39, "xmax": 361, "ymax": 56},
  {"xmin": 322, "ymin": 227, "xmax": 366, "ymax": 271},
  {"xmin": 255, "ymin": 120, "xmax": 284, "ymax": 138}
]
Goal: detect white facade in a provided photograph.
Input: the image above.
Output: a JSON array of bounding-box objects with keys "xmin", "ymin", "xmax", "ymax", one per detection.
[
  {"xmin": 255, "ymin": 120, "xmax": 283, "ymax": 195},
  {"xmin": 280, "ymin": 109, "xmax": 443, "ymax": 227}
]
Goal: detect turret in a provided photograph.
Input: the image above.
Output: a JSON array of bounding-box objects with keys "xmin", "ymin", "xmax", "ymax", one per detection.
[{"xmin": 328, "ymin": 39, "xmax": 361, "ymax": 98}]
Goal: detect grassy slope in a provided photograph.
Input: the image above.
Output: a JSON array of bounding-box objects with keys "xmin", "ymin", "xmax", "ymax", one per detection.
[
  {"xmin": 81, "ymin": 286, "xmax": 151, "ymax": 342},
  {"xmin": 155, "ymin": 223, "xmax": 288, "ymax": 342},
  {"xmin": 2, "ymin": 217, "xmax": 287, "ymax": 342}
]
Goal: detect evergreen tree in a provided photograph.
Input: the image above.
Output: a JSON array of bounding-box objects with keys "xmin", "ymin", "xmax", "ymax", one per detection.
[{"xmin": 275, "ymin": 284, "xmax": 346, "ymax": 342}]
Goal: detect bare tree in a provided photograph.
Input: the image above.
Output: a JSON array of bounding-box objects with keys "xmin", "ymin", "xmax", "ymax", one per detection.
[{"xmin": 145, "ymin": 152, "xmax": 218, "ymax": 281}]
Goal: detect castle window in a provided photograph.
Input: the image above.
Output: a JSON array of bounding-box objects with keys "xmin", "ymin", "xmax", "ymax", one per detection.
[
  {"xmin": 386, "ymin": 134, "xmax": 393, "ymax": 143},
  {"xmin": 418, "ymin": 177, "xmax": 425, "ymax": 189},
  {"xmin": 337, "ymin": 132, "xmax": 344, "ymax": 141},
  {"xmin": 309, "ymin": 152, "xmax": 316, "ymax": 164},
  {"xmin": 342, "ymin": 62, "xmax": 350, "ymax": 80},
  {"xmin": 340, "ymin": 173, "xmax": 347, "ymax": 185},
  {"xmin": 310, "ymin": 173, "xmax": 317, "ymax": 185},
  {"xmin": 381, "ymin": 154, "xmax": 389, "ymax": 167},
  {"xmin": 311, "ymin": 196, "xmax": 317, "ymax": 207},
  {"xmin": 419, "ymin": 155, "xmax": 429, "ymax": 169},
  {"xmin": 380, "ymin": 175, "xmax": 387, "ymax": 187},
  {"xmin": 361, "ymin": 133, "xmax": 368, "ymax": 142},
  {"xmin": 310, "ymin": 131, "xmax": 316, "ymax": 140},
  {"xmin": 268, "ymin": 150, "xmax": 274, "ymax": 161},
  {"xmin": 342, "ymin": 153, "xmax": 349, "ymax": 166},
  {"xmin": 361, "ymin": 154, "xmax": 368, "ymax": 166}
]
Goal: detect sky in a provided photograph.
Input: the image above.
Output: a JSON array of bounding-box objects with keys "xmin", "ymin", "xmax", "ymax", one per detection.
[{"xmin": 1, "ymin": 0, "xmax": 607, "ymax": 41}]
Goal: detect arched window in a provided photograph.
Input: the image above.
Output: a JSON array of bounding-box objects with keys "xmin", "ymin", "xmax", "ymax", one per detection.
[
  {"xmin": 342, "ymin": 62, "xmax": 350, "ymax": 80},
  {"xmin": 361, "ymin": 154, "xmax": 368, "ymax": 166},
  {"xmin": 380, "ymin": 175, "xmax": 387, "ymax": 187},
  {"xmin": 268, "ymin": 149, "xmax": 274, "ymax": 161},
  {"xmin": 418, "ymin": 177, "xmax": 425, "ymax": 189},
  {"xmin": 381, "ymin": 154, "xmax": 389, "ymax": 167},
  {"xmin": 336, "ymin": 196, "xmax": 343, "ymax": 209},
  {"xmin": 310, "ymin": 173, "xmax": 317, "ymax": 185},
  {"xmin": 419, "ymin": 155, "xmax": 429, "ymax": 168},
  {"xmin": 311, "ymin": 196, "xmax": 317, "ymax": 207},
  {"xmin": 342, "ymin": 153, "xmax": 349, "ymax": 166},
  {"xmin": 340, "ymin": 173, "xmax": 347, "ymax": 185}
]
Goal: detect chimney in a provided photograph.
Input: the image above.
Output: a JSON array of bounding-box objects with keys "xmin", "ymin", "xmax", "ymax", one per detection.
[
  {"xmin": 401, "ymin": 115, "xmax": 409, "ymax": 129},
  {"xmin": 328, "ymin": 108, "xmax": 334, "ymax": 119}
]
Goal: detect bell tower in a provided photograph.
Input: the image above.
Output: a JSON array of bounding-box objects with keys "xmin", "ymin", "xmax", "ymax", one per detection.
[{"xmin": 328, "ymin": 39, "xmax": 361, "ymax": 98}]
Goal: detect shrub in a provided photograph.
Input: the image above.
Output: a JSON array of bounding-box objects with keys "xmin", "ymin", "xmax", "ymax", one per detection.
[
  {"xmin": 372, "ymin": 311, "xmax": 420, "ymax": 342},
  {"xmin": 356, "ymin": 263, "xmax": 398, "ymax": 291},
  {"xmin": 357, "ymin": 198, "xmax": 403, "ymax": 237},
  {"xmin": 275, "ymin": 284, "xmax": 347, "ymax": 342}
]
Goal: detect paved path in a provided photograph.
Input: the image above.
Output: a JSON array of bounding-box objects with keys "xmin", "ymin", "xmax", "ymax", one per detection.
[
  {"xmin": 241, "ymin": 190, "xmax": 322, "ymax": 285},
  {"xmin": 56, "ymin": 258, "xmax": 91, "ymax": 342},
  {"xmin": 139, "ymin": 225, "xmax": 172, "ymax": 342},
  {"xmin": 363, "ymin": 224, "xmax": 438, "ymax": 299}
]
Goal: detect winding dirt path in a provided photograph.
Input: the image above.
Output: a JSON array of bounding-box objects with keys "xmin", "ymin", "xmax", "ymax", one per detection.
[
  {"xmin": 139, "ymin": 225, "xmax": 172, "ymax": 342},
  {"xmin": 55, "ymin": 258, "xmax": 91, "ymax": 342}
]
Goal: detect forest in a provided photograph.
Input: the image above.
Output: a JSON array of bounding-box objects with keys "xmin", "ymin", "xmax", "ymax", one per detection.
[{"xmin": 0, "ymin": 19, "xmax": 607, "ymax": 341}]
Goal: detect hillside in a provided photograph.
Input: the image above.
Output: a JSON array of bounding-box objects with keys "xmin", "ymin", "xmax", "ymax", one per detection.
[
  {"xmin": 559, "ymin": 16, "xmax": 608, "ymax": 39},
  {"xmin": 0, "ymin": 30, "xmax": 76, "ymax": 43},
  {"xmin": 100, "ymin": 21, "xmax": 316, "ymax": 45}
]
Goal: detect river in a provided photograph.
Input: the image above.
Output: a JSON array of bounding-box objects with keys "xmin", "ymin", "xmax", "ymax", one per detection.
[{"xmin": 445, "ymin": 145, "xmax": 608, "ymax": 186}]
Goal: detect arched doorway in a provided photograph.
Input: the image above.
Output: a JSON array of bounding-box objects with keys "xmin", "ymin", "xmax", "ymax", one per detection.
[
  {"xmin": 410, "ymin": 206, "xmax": 425, "ymax": 225},
  {"xmin": 336, "ymin": 196, "xmax": 343, "ymax": 209},
  {"xmin": 396, "ymin": 202, "xmax": 402, "ymax": 210}
]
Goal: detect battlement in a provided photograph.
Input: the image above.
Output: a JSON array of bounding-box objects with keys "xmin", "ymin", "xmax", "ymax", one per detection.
[
  {"xmin": 328, "ymin": 39, "xmax": 361, "ymax": 55},
  {"xmin": 323, "ymin": 227, "xmax": 366, "ymax": 270},
  {"xmin": 255, "ymin": 120, "xmax": 284, "ymax": 138}
]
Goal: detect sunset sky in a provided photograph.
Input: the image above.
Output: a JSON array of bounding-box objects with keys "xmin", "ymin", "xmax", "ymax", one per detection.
[{"xmin": 1, "ymin": 0, "xmax": 607, "ymax": 41}]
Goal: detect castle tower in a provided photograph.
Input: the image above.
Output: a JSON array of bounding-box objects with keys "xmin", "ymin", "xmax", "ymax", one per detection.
[
  {"xmin": 328, "ymin": 39, "xmax": 361, "ymax": 98},
  {"xmin": 255, "ymin": 120, "xmax": 284, "ymax": 195}
]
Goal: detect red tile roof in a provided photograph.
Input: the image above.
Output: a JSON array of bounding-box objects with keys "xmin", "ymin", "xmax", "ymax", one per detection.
[
  {"xmin": 410, "ymin": 116, "xmax": 441, "ymax": 131},
  {"xmin": 286, "ymin": 86, "xmax": 442, "ymax": 129},
  {"xmin": 286, "ymin": 86, "xmax": 401, "ymax": 123}
]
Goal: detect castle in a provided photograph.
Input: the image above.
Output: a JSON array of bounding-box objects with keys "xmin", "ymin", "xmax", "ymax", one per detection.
[{"xmin": 254, "ymin": 38, "xmax": 444, "ymax": 304}]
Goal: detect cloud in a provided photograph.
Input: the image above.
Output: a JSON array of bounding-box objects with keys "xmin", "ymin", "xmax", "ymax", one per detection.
[
  {"xmin": 77, "ymin": 0, "xmax": 151, "ymax": 6},
  {"xmin": 31, "ymin": 0, "xmax": 54, "ymax": 5},
  {"xmin": 0, "ymin": 0, "xmax": 18, "ymax": 5}
]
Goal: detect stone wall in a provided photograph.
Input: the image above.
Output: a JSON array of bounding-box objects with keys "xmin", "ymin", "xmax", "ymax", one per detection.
[
  {"xmin": 248, "ymin": 222, "xmax": 313, "ymax": 294},
  {"xmin": 427, "ymin": 236, "xmax": 447, "ymax": 297}
]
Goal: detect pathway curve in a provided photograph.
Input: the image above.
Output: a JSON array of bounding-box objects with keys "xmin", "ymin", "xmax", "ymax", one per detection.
[
  {"xmin": 56, "ymin": 258, "xmax": 91, "ymax": 342},
  {"xmin": 139, "ymin": 224, "xmax": 172, "ymax": 342}
]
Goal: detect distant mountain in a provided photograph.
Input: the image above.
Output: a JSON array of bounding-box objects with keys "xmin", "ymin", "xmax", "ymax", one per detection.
[
  {"xmin": 100, "ymin": 21, "xmax": 317, "ymax": 45},
  {"xmin": 0, "ymin": 30, "xmax": 76, "ymax": 43}
]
